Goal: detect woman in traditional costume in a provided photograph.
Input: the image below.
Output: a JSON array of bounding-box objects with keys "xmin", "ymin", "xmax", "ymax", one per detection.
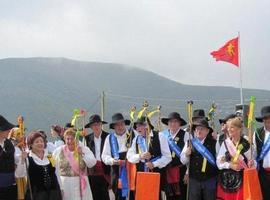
[
  {"xmin": 216, "ymin": 117, "xmax": 255, "ymax": 200},
  {"xmin": 53, "ymin": 128, "xmax": 96, "ymax": 200},
  {"xmin": 25, "ymin": 131, "xmax": 62, "ymax": 200}
]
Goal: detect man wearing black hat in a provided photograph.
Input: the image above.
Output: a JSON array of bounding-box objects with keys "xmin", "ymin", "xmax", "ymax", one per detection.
[
  {"xmin": 181, "ymin": 118, "xmax": 217, "ymax": 200},
  {"xmin": 102, "ymin": 113, "xmax": 132, "ymax": 200},
  {"xmin": 161, "ymin": 112, "xmax": 189, "ymax": 200},
  {"xmin": 254, "ymin": 106, "xmax": 270, "ymax": 200},
  {"xmin": 216, "ymin": 114, "xmax": 236, "ymax": 153},
  {"xmin": 0, "ymin": 115, "xmax": 26, "ymax": 200},
  {"xmin": 127, "ymin": 116, "xmax": 171, "ymax": 198},
  {"xmin": 85, "ymin": 114, "xmax": 110, "ymax": 200}
]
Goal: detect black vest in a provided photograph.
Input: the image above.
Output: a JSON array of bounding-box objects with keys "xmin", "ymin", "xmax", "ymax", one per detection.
[
  {"xmin": 85, "ymin": 131, "xmax": 111, "ymax": 175},
  {"xmin": 169, "ymin": 129, "xmax": 186, "ymax": 167},
  {"xmin": 189, "ymin": 135, "xmax": 217, "ymax": 181},
  {"xmin": 135, "ymin": 131, "xmax": 162, "ymax": 172},
  {"xmin": 0, "ymin": 139, "xmax": 15, "ymax": 173},
  {"xmin": 255, "ymin": 127, "xmax": 265, "ymax": 168},
  {"xmin": 28, "ymin": 156, "xmax": 60, "ymax": 192}
]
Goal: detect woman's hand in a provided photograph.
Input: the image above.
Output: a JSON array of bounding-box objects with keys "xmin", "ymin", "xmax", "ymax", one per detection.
[
  {"xmin": 140, "ymin": 152, "xmax": 151, "ymax": 160},
  {"xmin": 21, "ymin": 151, "xmax": 28, "ymax": 164},
  {"xmin": 77, "ymin": 146, "xmax": 84, "ymax": 156},
  {"xmin": 248, "ymin": 160, "xmax": 255, "ymax": 168},
  {"xmin": 185, "ymin": 146, "xmax": 192, "ymax": 157},
  {"xmin": 230, "ymin": 162, "xmax": 242, "ymax": 171}
]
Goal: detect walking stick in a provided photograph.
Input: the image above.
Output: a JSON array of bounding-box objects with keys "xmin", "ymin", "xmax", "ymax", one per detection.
[
  {"xmin": 186, "ymin": 101, "xmax": 193, "ymax": 200},
  {"xmin": 72, "ymin": 109, "xmax": 86, "ymax": 200},
  {"xmin": 247, "ymin": 96, "xmax": 255, "ymax": 161},
  {"xmin": 17, "ymin": 116, "xmax": 33, "ymax": 200},
  {"xmin": 243, "ymin": 96, "xmax": 263, "ymax": 200}
]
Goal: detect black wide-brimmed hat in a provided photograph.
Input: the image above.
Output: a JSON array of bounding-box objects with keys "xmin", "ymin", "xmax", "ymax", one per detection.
[
  {"xmin": 192, "ymin": 118, "xmax": 213, "ymax": 133},
  {"xmin": 109, "ymin": 113, "xmax": 131, "ymax": 129},
  {"xmin": 133, "ymin": 116, "xmax": 154, "ymax": 130},
  {"xmin": 256, "ymin": 106, "xmax": 270, "ymax": 123},
  {"xmin": 0, "ymin": 115, "xmax": 15, "ymax": 132},
  {"xmin": 192, "ymin": 109, "xmax": 209, "ymax": 121},
  {"xmin": 219, "ymin": 114, "xmax": 237, "ymax": 125},
  {"xmin": 161, "ymin": 112, "xmax": 187, "ymax": 126},
  {"xmin": 85, "ymin": 114, "xmax": 107, "ymax": 128}
]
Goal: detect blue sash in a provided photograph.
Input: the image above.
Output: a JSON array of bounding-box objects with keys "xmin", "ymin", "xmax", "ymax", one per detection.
[
  {"xmin": 109, "ymin": 133, "xmax": 119, "ymax": 159},
  {"xmin": 109, "ymin": 133, "xmax": 128, "ymax": 197},
  {"xmin": 257, "ymin": 134, "xmax": 270, "ymax": 162},
  {"xmin": 162, "ymin": 129, "xmax": 182, "ymax": 158},
  {"xmin": 120, "ymin": 165, "xmax": 129, "ymax": 197},
  {"xmin": 191, "ymin": 137, "xmax": 216, "ymax": 167},
  {"xmin": 137, "ymin": 135, "xmax": 147, "ymax": 152}
]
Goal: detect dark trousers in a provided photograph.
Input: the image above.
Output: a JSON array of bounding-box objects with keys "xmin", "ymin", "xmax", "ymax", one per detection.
[
  {"xmin": 89, "ymin": 175, "xmax": 110, "ymax": 200},
  {"xmin": 179, "ymin": 165, "xmax": 187, "ymax": 200},
  {"xmin": 112, "ymin": 175, "xmax": 126, "ymax": 200},
  {"xmin": 259, "ymin": 169, "xmax": 270, "ymax": 200},
  {"xmin": 0, "ymin": 185, "xmax": 17, "ymax": 200},
  {"xmin": 188, "ymin": 177, "xmax": 216, "ymax": 200},
  {"xmin": 25, "ymin": 189, "xmax": 62, "ymax": 200}
]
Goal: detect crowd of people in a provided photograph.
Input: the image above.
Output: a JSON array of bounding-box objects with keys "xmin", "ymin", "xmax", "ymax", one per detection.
[{"xmin": 1, "ymin": 104, "xmax": 270, "ymax": 200}]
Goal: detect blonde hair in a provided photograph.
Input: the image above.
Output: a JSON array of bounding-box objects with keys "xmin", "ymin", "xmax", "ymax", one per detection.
[
  {"xmin": 227, "ymin": 117, "xmax": 243, "ymax": 129},
  {"xmin": 64, "ymin": 128, "xmax": 76, "ymax": 138}
]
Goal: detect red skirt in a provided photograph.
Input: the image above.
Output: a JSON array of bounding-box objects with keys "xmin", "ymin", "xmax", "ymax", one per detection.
[{"xmin": 216, "ymin": 183, "xmax": 243, "ymax": 200}]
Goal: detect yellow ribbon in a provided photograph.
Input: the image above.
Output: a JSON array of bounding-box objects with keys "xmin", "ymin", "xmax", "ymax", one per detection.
[
  {"xmin": 137, "ymin": 107, "xmax": 147, "ymax": 119},
  {"xmin": 232, "ymin": 143, "xmax": 243, "ymax": 163},
  {"xmin": 147, "ymin": 107, "xmax": 160, "ymax": 118},
  {"xmin": 130, "ymin": 106, "xmax": 136, "ymax": 121},
  {"xmin": 47, "ymin": 154, "xmax": 56, "ymax": 167},
  {"xmin": 201, "ymin": 158, "xmax": 207, "ymax": 172}
]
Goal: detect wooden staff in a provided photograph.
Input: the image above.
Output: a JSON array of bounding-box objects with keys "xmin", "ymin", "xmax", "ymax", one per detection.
[
  {"xmin": 208, "ymin": 102, "xmax": 217, "ymax": 131},
  {"xmin": 186, "ymin": 100, "xmax": 193, "ymax": 200},
  {"xmin": 73, "ymin": 109, "xmax": 87, "ymax": 200},
  {"xmin": 157, "ymin": 105, "xmax": 162, "ymax": 132},
  {"xmin": 17, "ymin": 116, "xmax": 33, "ymax": 200},
  {"xmin": 247, "ymin": 96, "xmax": 255, "ymax": 160}
]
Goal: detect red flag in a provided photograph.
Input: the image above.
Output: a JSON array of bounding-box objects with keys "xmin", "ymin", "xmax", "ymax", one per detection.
[{"xmin": 211, "ymin": 37, "xmax": 239, "ymax": 67}]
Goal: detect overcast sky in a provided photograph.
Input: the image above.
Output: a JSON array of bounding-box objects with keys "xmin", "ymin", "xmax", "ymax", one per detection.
[{"xmin": 0, "ymin": 0, "xmax": 269, "ymax": 90}]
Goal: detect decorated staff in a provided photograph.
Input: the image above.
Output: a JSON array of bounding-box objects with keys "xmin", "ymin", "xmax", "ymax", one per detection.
[
  {"xmin": 208, "ymin": 102, "xmax": 217, "ymax": 130},
  {"xmin": 242, "ymin": 96, "xmax": 262, "ymax": 200},
  {"xmin": 15, "ymin": 116, "xmax": 33, "ymax": 200},
  {"xmin": 126, "ymin": 106, "xmax": 138, "ymax": 200},
  {"xmin": 208, "ymin": 102, "xmax": 218, "ymax": 140},
  {"xmin": 254, "ymin": 105, "xmax": 270, "ymax": 199},
  {"xmin": 71, "ymin": 108, "xmax": 88, "ymax": 199},
  {"xmin": 185, "ymin": 100, "xmax": 193, "ymax": 200}
]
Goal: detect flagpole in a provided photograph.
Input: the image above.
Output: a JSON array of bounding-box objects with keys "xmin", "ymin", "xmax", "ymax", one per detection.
[{"xmin": 238, "ymin": 31, "xmax": 244, "ymax": 105}]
